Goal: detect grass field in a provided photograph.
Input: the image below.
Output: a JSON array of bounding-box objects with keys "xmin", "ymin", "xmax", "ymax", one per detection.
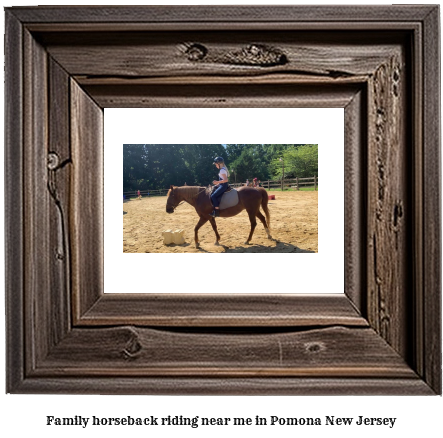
[{"xmin": 268, "ymin": 187, "xmax": 318, "ymax": 192}]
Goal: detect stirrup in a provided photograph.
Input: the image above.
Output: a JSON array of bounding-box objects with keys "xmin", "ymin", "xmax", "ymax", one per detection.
[{"xmin": 209, "ymin": 209, "xmax": 219, "ymax": 218}]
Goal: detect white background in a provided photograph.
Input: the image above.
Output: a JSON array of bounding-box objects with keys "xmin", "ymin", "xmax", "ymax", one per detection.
[
  {"xmin": 1, "ymin": 1, "xmax": 442, "ymax": 438},
  {"xmin": 105, "ymin": 108, "xmax": 344, "ymax": 294}
]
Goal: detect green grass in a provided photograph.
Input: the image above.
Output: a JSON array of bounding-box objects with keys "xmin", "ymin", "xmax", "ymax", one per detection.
[{"xmin": 267, "ymin": 187, "xmax": 318, "ymax": 192}]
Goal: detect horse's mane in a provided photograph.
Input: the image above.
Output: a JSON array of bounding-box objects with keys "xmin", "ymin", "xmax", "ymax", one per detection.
[{"xmin": 170, "ymin": 186, "xmax": 207, "ymax": 202}]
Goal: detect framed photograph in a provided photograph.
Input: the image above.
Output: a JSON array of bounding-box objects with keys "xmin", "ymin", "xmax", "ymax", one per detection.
[
  {"xmin": 5, "ymin": 5, "xmax": 440, "ymax": 394},
  {"xmin": 107, "ymin": 108, "xmax": 342, "ymax": 296}
]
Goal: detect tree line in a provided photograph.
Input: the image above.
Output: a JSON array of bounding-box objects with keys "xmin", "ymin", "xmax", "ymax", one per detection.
[{"xmin": 123, "ymin": 144, "xmax": 318, "ymax": 191}]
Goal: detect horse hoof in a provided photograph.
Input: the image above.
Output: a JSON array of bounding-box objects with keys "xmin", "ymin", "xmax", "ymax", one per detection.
[
  {"xmin": 244, "ymin": 241, "xmax": 250, "ymax": 245},
  {"xmin": 214, "ymin": 241, "xmax": 220, "ymax": 246},
  {"xmin": 195, "ymin": 243, "xmax": 199, "ymax": 248}
]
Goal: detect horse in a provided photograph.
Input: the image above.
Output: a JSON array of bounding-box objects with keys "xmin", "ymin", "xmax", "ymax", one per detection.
[{"xmin": 166, "ymin": 185, "xmax": 273, "ymax": 248}]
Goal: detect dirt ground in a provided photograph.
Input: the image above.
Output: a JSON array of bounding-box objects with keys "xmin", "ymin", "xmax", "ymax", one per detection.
[{"xmin": 123, "ymin": 191, "xmax": 318, "ymax": 253}]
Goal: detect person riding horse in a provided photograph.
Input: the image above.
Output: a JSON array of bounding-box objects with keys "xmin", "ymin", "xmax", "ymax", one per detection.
[
  {"xmin": 166, "ymin": 159, "xmax": 273, "ymax": 247},
  {"xmin": 209, "ymin": 157, "xmax": 229, "ymax": 218},
  {"xmin": 166, "ymin": 182, "xmax": 272, "ymax": 248}
]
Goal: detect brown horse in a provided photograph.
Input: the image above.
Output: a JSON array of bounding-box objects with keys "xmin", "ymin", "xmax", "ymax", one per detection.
[{"xmin": 166, "ymin": 185, "xmax": 272, "ymax": 248}]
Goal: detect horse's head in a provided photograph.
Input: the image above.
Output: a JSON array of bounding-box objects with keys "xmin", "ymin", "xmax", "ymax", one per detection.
[{"xmin": 166, "ymin": 185, "xmax": 179, "ymax": 214}]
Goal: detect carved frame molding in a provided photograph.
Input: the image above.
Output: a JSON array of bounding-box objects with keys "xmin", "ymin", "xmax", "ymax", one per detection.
[{"xmin": 5, "ymin": 6, "xmax": 441, "ymax": 394}]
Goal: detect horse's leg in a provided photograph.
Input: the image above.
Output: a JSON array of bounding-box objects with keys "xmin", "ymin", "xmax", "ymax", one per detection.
[
  {"xmin": 209, "ymin": 217, "xmax": 221, "ymax": 245},
  {"xmin": 245, "ymin": 210, "xmax": 257, "ymax": 244},
  {"xmin": 256, "ymin": 210, "xmax": 273, "ymax": 240},
  {"xmin": 194, "ymin": 216, "xmax": 209, "ymax": 248}
]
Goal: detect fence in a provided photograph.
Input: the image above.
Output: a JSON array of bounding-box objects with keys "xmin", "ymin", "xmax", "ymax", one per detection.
[
  {"xmin": 124, "ymin": 176, "xmax": 318, "ymax": 198},
  {"xmin": 232, "ymin": 176, "xmax": 318, "ymax": 191},
  {"xmin": 123, "ymin": 188, "xmax": 169, "ymax": 198}
]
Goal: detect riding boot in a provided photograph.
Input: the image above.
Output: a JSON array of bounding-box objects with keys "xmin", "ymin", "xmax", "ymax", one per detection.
[{"xmin": 209, "ymin": 209, "xmax": 220, "ymax": 218}]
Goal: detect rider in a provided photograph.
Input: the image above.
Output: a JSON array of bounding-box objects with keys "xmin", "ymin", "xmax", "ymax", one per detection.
[{"xmin": 209, "ymin": 156, "xmax": 229, "ymax": 217}]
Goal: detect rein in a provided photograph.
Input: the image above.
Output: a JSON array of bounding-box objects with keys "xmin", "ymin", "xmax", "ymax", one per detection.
[
  {"xmin": 172, "ymin": 201, "xmax": 186, "ymax": 210},
  {"xmin": 171, "ymin": 186, "xmax": 208, "ymax": 211}
]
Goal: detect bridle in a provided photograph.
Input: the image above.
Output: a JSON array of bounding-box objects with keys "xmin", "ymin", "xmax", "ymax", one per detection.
[
  {"xmin": 169, "ymin": 200, "xmax": 185, "ymax": 211},
  {"xmin": 168, "ymin": 186, "xmax": 208, "ymax": 212}
]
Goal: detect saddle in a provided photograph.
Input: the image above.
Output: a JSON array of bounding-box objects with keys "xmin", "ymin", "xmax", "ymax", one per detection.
[
  {"xmin": 209, "ymin": 184, "xmax": 238, "ymax": 210},
  {"xmin": 219, "ymin": 188, "xmax": 239, "ymax": 210}
]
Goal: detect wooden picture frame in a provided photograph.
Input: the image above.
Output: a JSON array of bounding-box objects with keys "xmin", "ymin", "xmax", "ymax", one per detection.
[{"xmin": 5, "ymin": 5, "xmax": 441, "ymax": 394}]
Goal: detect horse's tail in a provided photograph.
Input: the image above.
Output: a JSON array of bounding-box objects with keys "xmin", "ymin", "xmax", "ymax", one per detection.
[{"xmin": 260, "ymin": 188, "xmax": 271, "ymax": 231}]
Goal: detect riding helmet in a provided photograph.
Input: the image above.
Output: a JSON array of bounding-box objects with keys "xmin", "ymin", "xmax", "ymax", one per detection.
[{"xmin": 213, "ymin": 157, "xmax": 224, "ymax": 164}]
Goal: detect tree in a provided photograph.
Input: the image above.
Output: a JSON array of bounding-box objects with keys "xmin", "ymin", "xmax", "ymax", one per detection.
[
  {"xmin": 186, "ymin": 144, "xmax": 226, "ymax": 185},
  {"xmin": 123, "ymin": 144, "xmax": 148, "ymax": 191},
  {"xmin": 227, "ymin": 144, "xmax": 273, "ymax": 182},
  {"xmin": 123, "ymin": 144, "xmax": 227, "ymax": 191},
  {"xmin": 271, "ymin": 144, "xmax": 318, "ymax": 179},
  {"xmin": 225, "ymin": 144, "xmax": 245, "ymax": 163},
  {"xmin": 123, "ymin": 144, "xmax": 318, "ymax": 191}
]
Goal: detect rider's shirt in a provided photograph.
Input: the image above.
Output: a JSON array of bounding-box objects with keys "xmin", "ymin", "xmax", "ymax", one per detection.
[{"xmin": 219, "ymin": 166, "xmax": 229, "ymax": 182}]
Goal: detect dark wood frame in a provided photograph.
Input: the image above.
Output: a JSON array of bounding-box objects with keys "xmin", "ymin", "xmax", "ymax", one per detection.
[{"xmin": 5, "ymin": 6, "xmax": 441, "ymax": 394}]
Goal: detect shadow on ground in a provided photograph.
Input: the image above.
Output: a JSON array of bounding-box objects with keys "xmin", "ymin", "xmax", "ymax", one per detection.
[
  {"xmin": 157, "ymin": 242, "xmax": 212, "ymax": 253},
  {"xmin": 222, "ymin": 241, "xmax": 315, "ymax": 253}
]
